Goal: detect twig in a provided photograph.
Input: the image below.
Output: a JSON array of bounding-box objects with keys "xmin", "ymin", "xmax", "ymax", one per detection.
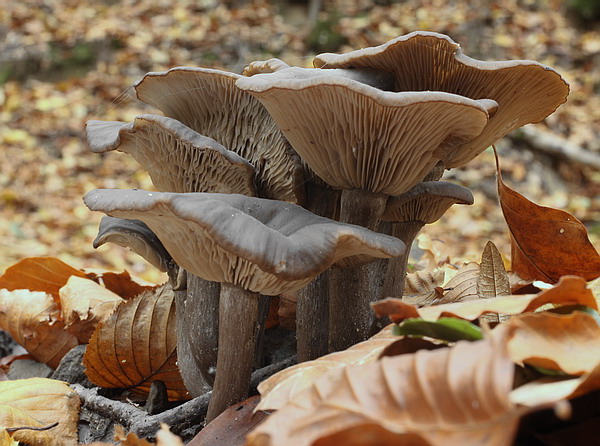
[
  {"xmin": 511, "ymin": 126, "xmax": 600, "ymax": 169},
  {"xmin": 6, "ymin": 422, "xmax": 59, "ymax": 433}
]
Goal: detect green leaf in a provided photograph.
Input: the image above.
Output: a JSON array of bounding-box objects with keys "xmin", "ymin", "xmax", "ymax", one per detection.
[{"xmin": 392, "ymin": 317, "xmax": 483, "ymax": 342}]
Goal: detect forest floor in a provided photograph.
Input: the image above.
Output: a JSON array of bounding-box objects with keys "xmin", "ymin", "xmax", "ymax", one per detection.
[{"xmin": 1, "ymin": 0, "xmax": 599, "ymax": 282}]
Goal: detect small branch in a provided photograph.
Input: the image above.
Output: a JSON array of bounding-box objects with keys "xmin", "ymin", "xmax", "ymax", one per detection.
[
  {"xmin": 511, "ymin": 126, "xmax": 600, "ymax": 169},
  {"xmin": 7, "ymin": 422, "xmax": 59, "ymax": 433}
]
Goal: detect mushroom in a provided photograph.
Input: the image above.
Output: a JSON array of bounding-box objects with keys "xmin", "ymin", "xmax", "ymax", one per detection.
[
  {"xmin": 236, "ymin": 67, "xmax": 495, "ymax": 351},
  {"xmin": 86, "ymin": 115, "xmax": 257, "ymax": 196},
  {"xmin": 133, "ymin": 66, "xmax": 305, "ymax": 203},
  {"xmin": 83, "ymin": 189, "xmax": 405, "ymax": 421},
  {"xmin": 86, "ymin": 113, "xmax": 262, "ymax": 395},
  {"xmin": 313, "ymin": 31, "xmax": 570, "ymax": 168},
  {"xmin": 379, "ymin": 180, "xmax": 474, "ymax": 304}
]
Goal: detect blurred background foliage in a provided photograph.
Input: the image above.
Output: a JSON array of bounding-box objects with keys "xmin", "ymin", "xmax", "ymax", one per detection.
[{"xmin": 1, "ymin": 0, "xmax": 598, "ymax": 281}]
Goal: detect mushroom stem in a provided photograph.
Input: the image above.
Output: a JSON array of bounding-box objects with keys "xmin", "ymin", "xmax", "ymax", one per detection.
[
  {"xmin": 328, "ymin": 189, "xmax": 389, "ymax": 352},
  {"xmin": 295, "ymin": 182, "xmax": 340, "ymax": 362},
  {"xmin": 175, "ymin": 273, "xmax": 220, "ymax": 395},
  {"xmin": 296, "ymin": 272, "xmax": 329, "ymax": 362},
  {"xmin": 205, "ymin": 284, "xmax": 269, "ymax": 423},
  {"xmin": 380, "ymin": 221, "xmax": 424, "ymax": 299}
]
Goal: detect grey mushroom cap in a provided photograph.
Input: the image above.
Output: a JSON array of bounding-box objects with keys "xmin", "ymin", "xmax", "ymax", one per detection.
[
  {"xmin": 314, "ymin": 31, "xmax": 569, "ymax": 168},
  {"xmin": 86, "ymin": 115, "xmax": 256, "ymax": 195},
  {"xmin": 93, "ymin": 215, "xmax": 174, "ymax": 273},
  {"xmin": 133, "ymin": 67, "xmax": 304, "ymax": 203},
  {"xmin": 381, "ymin": 181, "xmax": 474, "ymax": 224},
  {"xmin": 83, "ymin": 189, "xmax": 405, "ymax": 296},
  {"xmin": 236, "ymin": 68, "xmax": 495, "ymax": 196}
]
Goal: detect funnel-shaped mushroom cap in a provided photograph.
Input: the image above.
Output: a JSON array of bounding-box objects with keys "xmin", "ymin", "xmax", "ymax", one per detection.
[
  {"xmin": 134, "ymin": 67, "xmax": 303, "ymax": 203},
  {"xmin": 83, "ymin": 189, "xmax": 405, "ymax": 295},
  {"xmin": 314, "ymin": 31, "xmax": 569, "ymax": 168},
  {"xmin": 93, "ymin": 216, "xmax": 174, "ymax": 272},
  {"xmin": 236, "ymin": 68, "xmax": 495, "ymax": 196},
  {"xmin": 86, "ymin": 115, "xmax": 256, "ymax": 196},
  {"xmin": 86, "ymin": 115, "xmax": 256, "ymax": 195},
  {"xmin": 381, "ymin": 181, "xmax": 474, "ymax": 224}
]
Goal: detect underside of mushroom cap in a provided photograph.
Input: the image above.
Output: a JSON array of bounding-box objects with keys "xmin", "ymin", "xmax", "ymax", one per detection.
[
  {"xmin": 83, "ymin": 189, "xmax": 405, "ymax": 295},
  {"xmin": 314, "ymin": 31, "xmax": 570, "ymax": 168},
  {"xmin": 93, "ymin": 215, "xmax": 174, "ymax": 272},
  {"xmin": 236, "ymin": 69, "xmax": 493, "ymax": 196},
  {"xmin": 86, "ymin": 115, "xmax": 256, "ymax": 195},
  {"xmin": 381, "ymin": 181, "xmax": 474, "ymax": 224},
  {"xmin": 133, "ymin": 67, "xmax": 304, "ymax": 203}
]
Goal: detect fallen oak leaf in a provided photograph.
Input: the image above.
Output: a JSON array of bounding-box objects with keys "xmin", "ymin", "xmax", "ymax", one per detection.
[
  {"xmin": 495, "ymin": 146, "xmax": 600, "ymax": 282},
  {"xmin": 437, "ymin": 262, "xmax": 480, "ymax": 304},
  {"xmin": 373, "ymin": 276, "xmax": 595, "ymax": 323},
  {"xmin": 247, "ymin": 325, "xmax": 520, "ymax": 446}
]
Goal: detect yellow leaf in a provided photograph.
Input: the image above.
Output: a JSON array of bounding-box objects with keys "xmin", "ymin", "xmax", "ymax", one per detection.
[{"xmin": 0, "ymin": 378, "xmax": 80, "ymax": 446}]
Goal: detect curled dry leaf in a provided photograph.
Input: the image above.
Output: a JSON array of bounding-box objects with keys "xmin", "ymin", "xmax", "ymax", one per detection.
[
  {"xmin": 59, "ymin": 276, "xmax": 125, "ymax": 343},
  {"xmin": 507, "ymin": 311, "xmax": 600, "ymax": 375},
  {"xmin": 437, "ymin": 262, "xmax": 480, "ymax": 304},
  {"xmin": 256, "ymin": 326, "xmax": 397, "ymax": 412},
  {"xmin": 85, "ymin": 269, "xmax": 154, "ymax": 300},
  {"xmin": 373, "ymin": 276, "xmax": 596, "ymax": 324},
  {"xmin": 0, "ymin": 378, "xmax": 80, "ymax": 446},
  {"xmin": 477, "ymin": 241, "xmax": 510, "ymax": 298},
  {"xmin": 510, "ymin": 359, "xmax": 600, "ymax": 408},
  {"xmin": 495, "ymin": 148, "xmax": 600, "ymax": 282},
  {"xmin": 247, "ymin": 326, "xmax": 519, "ymax": 446},
  {"xmin": 83, "ymin": 284, "xmax": 188, "ymax": 400},
  {"xmin": 402, "ymin": 268, "xmax": 445, "ymax": 307},
  {"xmin": 0, "ymin": 257, "xmax": 88, "ymax": 302},
  {"xmin": 0, "ymin": 289, "xmax": 78, "ymax": 368}
]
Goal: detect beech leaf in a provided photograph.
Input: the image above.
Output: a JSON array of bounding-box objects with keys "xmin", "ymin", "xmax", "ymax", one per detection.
[
  {"xmin": 437, "ymin": 262, "xmax": 480, "ymax": 304},
  {"xmin": 83, "ymin": 284, "xmax": 188, "ymax": 400},
  {"xmin": 495, "ymin": 147, "xmax": 600, "ymax": 282},
  {"xmin": 393, "ymin": 317, "xmax": 483, "ymax": 342},
  {"xmin": 507, "ymin": 311, "xmax": 600, "ymax": 375},
  {"xmin": 247, "ymin": 326, "xmax": 519, "ymax": 446},
  {"xmin": 477, "ymin": 241, "xmax": 510, "ymax": 298},
  {"xmin": 0, "ymin": 378, "xmax": 80, "ymax": 446},
  {"xmin": 256, "ymin": 325, "xmax": 398, "ymax": 412},
  {"xmin": 0, "ymin": 289, "xmax": 78, "ymax": 368},
  {"xmin": 0, "ymin": 257, "xmax": 88, "ymax": 301}
]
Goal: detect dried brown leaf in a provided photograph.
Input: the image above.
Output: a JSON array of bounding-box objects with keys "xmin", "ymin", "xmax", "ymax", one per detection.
[
  {"xmin": 510, "ymin": 359, "xmax": 600, "ymax": 408},
  {"xmin": 495, "ymin": 148, "xmax": 600, "ymax": 282},
  {"xmin": 507, "ymin": 311, "xmax": 600, "ymax": 375},
  {"xmin": 86, "ymin": 270, "xmax": 154, "ymax": 300},
  {"xmin": 0, "ymin": 257, "xmax": 88, "ymax": 302},
  {"xmin": 59, "ymin": 276, "xmax": 124, "ymax": 343},
  {"xmin": 114, "ymin": 424, "xmax": 184, "ymax": 445},
  {"xmin": 404, "ymin": 269, "xmax": 445, "ymax": 295},
  {"xmin": 373, "ymin": 276, "xmax": 595, "ymax": 323},
  {"xmin": 478, "ymin": 241, "xmax": 510, "ymax": 298},
  {"xmin": 0, "ymin": 289, "xmax": 78, "ymax": 368},
  {"xmin": 248, "ymin": 326, "xmax": 519, "ymax": 446},
  {"xmin": 437, "ymin": 262, "xmax": 480, "ymax": 304},
  {"xmin": 83, "ymin": 284, "xmax": 188, "ymax": 400},
  {"xmin": 0, "ymin": 378, "xmax": 80, "ymax": 446},
  {"xmin": 256, "ymin": 326, "xmax": 397, "ymax": 412},
  {"xmin": 189, "ymin": 395, "xmax": 267, "ymax": 446}
]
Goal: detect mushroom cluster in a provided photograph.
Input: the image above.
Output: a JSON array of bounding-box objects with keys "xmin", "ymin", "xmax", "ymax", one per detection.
[{"xmin": 83, "ymin": 31, "xmax": 569, "ymax": 422}]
